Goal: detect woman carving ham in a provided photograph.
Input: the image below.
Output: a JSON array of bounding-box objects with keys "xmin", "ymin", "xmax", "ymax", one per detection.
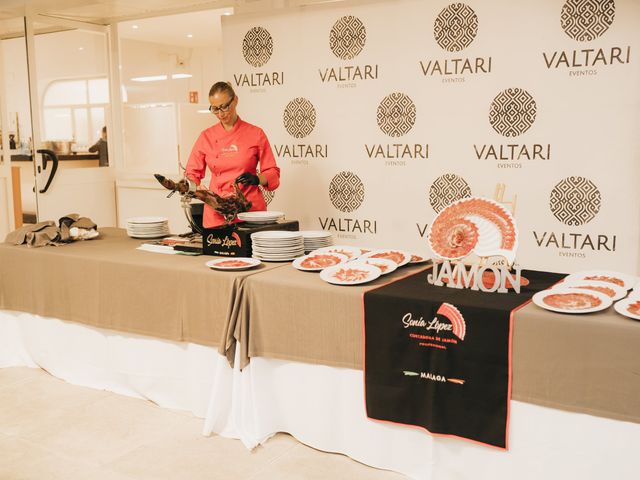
[{"xmin": 185, "ymin": 81, "xmax": 280, "ymax": 228}]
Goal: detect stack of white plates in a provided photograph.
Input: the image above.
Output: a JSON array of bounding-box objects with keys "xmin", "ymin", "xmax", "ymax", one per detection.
[
  {"xmin": 126, "ymin": 216, "xmax": 170, "ymax": 239},
  {"xmin": 238, "ymin": 210, "xmax": 285, "ymax": 224},
  {"xmin": 300, "ymin": 231, "xmax": 333, "ymax": 253},
  {"xmin": 251, "ymin": 231, "xmax": 304, "ymax": 261}
]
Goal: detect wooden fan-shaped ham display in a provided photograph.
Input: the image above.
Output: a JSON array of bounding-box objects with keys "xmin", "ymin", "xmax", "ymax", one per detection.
[{"xmin": 428, "ymin": 197, "xmax": 518, "ymax": 265}]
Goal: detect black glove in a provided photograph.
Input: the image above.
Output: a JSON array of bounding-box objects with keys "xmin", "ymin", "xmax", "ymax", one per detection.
[{"xmin": 235, "ymin": 172, "xmax": 260, "ymax": 186}]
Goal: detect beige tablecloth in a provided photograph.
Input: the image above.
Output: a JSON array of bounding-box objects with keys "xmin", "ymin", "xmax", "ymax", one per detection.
[
  {"xmin": 233, "ymin": 263, "xmax": 429, "ymax": 369},
  {"xmin": 512, "ymin": 303, "xmax": 640, "ymax": 424},
  {"xmin": 0, "ymin": 228, "xmax": 285, "ymax": 347},
  {"xmin": 239, "ymin": 266, "xmax": 640, "ymax": 424}
]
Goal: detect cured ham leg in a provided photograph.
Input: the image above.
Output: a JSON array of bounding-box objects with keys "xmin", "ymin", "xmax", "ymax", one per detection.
[{"xmin": 154, "ymin": 174, "xmax": 253, "ymax": 222}]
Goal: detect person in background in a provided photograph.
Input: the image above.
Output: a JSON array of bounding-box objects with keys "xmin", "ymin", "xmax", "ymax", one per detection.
[
  {"xmin": 89, "ymin": 126, "xmax": 108, "ymax": 167},
  {"xmin": 185, "ymin": 81, "xmax": 280, "ymax": 228}
]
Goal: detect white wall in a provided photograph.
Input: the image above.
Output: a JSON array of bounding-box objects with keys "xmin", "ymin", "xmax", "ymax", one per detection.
[
  {"xmin": 119, "ymin": 38, "xmax": 223, "ymax": 106},
  {"xmin": 222, "ymin": 0, "xmax": 640, "ymax": 274}
]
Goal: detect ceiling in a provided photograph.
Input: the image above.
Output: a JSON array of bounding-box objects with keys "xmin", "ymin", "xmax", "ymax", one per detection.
[
  {"xmin": 0, "ymin": 0, "xmax": 294, "ymax": 39},
  {"xmin": 0, "ymin": 0, "xmax": 345, "ymax": 23},
  {"xmin": 0, "ymin": 0, "xmax": 350, "ymax": 42},
  {"xmin": 0, "ymin": 1, "xmax": 233, "ymax": 23}
]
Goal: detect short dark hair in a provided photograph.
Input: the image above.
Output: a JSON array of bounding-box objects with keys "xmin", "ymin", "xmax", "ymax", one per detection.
[{"xmin": 208, "ymin": 81, "xmax": 235, "ymax": 98}]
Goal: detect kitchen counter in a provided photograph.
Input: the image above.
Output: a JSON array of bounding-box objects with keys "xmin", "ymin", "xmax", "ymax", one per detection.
[{"xmin": 11, "ymin": 153, "xmax": 99, "ymax": 162}]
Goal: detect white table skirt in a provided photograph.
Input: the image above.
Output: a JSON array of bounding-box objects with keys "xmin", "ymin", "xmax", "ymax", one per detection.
[{"xmin": 1, "ymin": 310, "xmax": 637, "ymax": 479}]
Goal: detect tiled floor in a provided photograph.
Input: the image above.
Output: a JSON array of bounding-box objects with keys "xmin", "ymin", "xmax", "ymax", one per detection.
[{"xmin": 0, "ymin": 367, "xmax": 407, "ymax": 480}]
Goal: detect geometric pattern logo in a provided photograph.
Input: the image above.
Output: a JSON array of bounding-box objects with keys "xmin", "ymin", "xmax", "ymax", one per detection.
[
  {"xmin": 429, "ymin": 174, "xmax": 472, "ymax": 213},
  {"xmin": 377, "ymin": 93, "xmax": 417, "ymax": 138},
  {"xmin": 283, "ymin": 97, "xmax": 317, "ymax": 138},
  {"xmin": 329, "ymin": 171, "xmax": 365, "ymax": 213},
  {"xmin": 330, "ymin": 15, "xmax": 367, "ymax": 60},
  {"xmin": 260, "ymin": 186, "xmax": 275, "ymax": 206},
  {"xmin": 242, "ymin": 26, "xmax": 273, "ymax": 68},
  {"xmin": 561, "ymin": 0, "xmax": 616, "ymax": 42},
  {"xmin": 489, "ymin": 88, "xmax": 537, "ymax": 137},
  {"xmin": 550, "ymin": 176, "xmax": 601, "ymax": 226},
  {"xmin": 434, "ymin": 3, "xmax": 479, "ymax": 52}
]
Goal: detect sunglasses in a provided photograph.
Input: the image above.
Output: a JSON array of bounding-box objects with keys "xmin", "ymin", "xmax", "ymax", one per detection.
[{"xmin": 209, "ymin": 95, "xmax": 235, "ymax": 115}]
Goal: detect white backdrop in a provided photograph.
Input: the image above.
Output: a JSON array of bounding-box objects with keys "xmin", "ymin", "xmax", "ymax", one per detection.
[{"xmin": 222, "ymin": 0, "xmax": 640, "ymax": 274}]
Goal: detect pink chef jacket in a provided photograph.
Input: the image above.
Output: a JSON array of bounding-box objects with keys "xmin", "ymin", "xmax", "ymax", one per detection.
[{"xmin": 185, "ymin": 117, "xmax": 280, "ymax": 228}]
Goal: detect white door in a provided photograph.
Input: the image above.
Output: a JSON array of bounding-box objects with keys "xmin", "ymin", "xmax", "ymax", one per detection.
[
  {"xmin": 0, "ymin": 19, "xmax": 33, "ymax": 237},
  {"xmin": 0, "ymin": 85, "xmax": 16, "ymax": 239},
  {"xmin": 25, "ymin": 15, "xmax": 117, "ymax": 227}
]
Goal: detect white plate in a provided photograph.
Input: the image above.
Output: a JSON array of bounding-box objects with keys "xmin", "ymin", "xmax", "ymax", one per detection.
[
  {"xmin": 205, "ymin": 257, "xmax": 261, "ymax": 271},
  {"xmin": 319, "ymin": 262, "xmax": 381, "ymax": 286},
  {"xmin": 251, "ymin": 231, "xmax": 302, "ymax": 241},
  {"xmin": 252, "ymin": 249, "xmax": 305, "ymax": 256},
  {"xmin": 300, "ymin": 230, "xmax": 333, "ymax": 239},
  {"xmin": 408, "ymin": 253, "xmax": 430, "ymax": 264},
  {"xmin": 532, "ymin": 288, "xmax": 612, "ymax": 314},
  {"xmin": 240, "ymin": 219, "xmax": 282, "ymax": 225},
  {"xmin": 292, "ymin": 253, "xmax": 349, "ymax": 272},
  {"xmin": 126, "ymin": 216, "xmax": 169, "ymax": 224},
  {"xmin": 559, "ymin": 280, "xmax": 627, "ymax": 301},
  {"xmin": 310, "ymin": 245, "xmax": 362, "ymax": 260},
  {"xmin": 427, "ymin": 197, "xmax": 518, "ymax": 265},
  {"xmin": 253, "ymin": 255, "xmax": 303, "ymax": 262},
  {"xmin": 238, "ymin": 212, "xmax": 284, "ymax": 224},
  {"xmin": 360, "ymin": 257, "xmax": 397, "ymax": 275},
  {"xmin": 564, "ymin": 270, "xmax": 637, "ymax": 290},
  {"xmin": 128, "ymin": 233, "xmax": 169, "ymax": 239},
  {"xmin": 238, "ymin": 210, "xmax": 284, "ymax": 218},
  {"xmin": 359, "ymin": 249, "xmax": 411, "ymax": 267},
  {"xmin": 128, "ymin": 230, "xmax": 169, "ymax": 236},
  {"xmin": 252, "ymin": 243, "xmax": 304, "ymax": 249},
  {"xmin": 613, "ymin": 297, "xmax": 640, "ymax": 321},
  {"xmin": 252, "ymin": 240, "xmax": 304, "ymax": 246}
]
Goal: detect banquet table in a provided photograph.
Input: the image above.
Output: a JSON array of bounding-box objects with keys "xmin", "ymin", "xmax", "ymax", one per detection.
[
  {"xmin": 236, "ymin": 266, "xmax": 640, "ymax": 424},
  {"xmin": 0, "ymin": 227, "xmax": 286, "ymax": 347},
  {"xmin": 1, "ymin": 230, "xmax": 639, "ymax": 479}
]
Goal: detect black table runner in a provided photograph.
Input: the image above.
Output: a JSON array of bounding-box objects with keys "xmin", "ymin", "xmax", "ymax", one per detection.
[{"xmin": 363, "ymin": 268, "xmax": 565, "ymax": 449}]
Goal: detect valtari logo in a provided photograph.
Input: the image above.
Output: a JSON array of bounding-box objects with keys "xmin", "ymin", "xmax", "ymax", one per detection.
[
  {"xmin": 429, "ymin": 174, "xmax": 472, "ymax": 213},
  {"xmin": 550, "ymin": 176, "xmax": 601, "ymax": 226},
  {"xmin": 320, "ymin": 15, "xmax": 378, "ymax": 86},
  {"xmin": 420, "ymin": 3, "xmax": 491, "ymax": 81},
  {"xmin": 533, "ymin": 176, "xmax": 615, "ymax": 257},
  {"xmin": 243, "ymin": 27, "xmax": 273, "ymax": 67},
  {"xmin": 330, "ymin": 15, "xmax": 366, "ymax": 60},
  {"xmin": 235, "ymin": 26, "xmax": 283, "ymax": 90},
  {"xmin": 329, "ymin": 171, "xmax": 365, "ymax": 213},
  {"xmin": 368, "ymin": 93, "xmax": 427, "ymax": 166},
  {"xmin": 561, "ymin": 0, "xmax": 615, "ymax": 42},
  {"xmin": 377, "ymin": 93, "xmax": 416, "ymax": 137},
  {"xmin": 283, "ymin": 97, "xmax": 316, "ymax": 138},
  {"xmin": 434, "ymin": 3, "xmax": 478, "ymax": 52},
  {"xmin": 543, "ymin": 1, "xmax": 630, "ymax": 74},
  {"xmin": 477, "ymin": 89, "xmax": 549, "ymax": 167},
  {"xmin": 322, "ymin": 172, "xmax": 376, "ymax": 237},
  {"xmin": 489, "ymin": 88, "xmax": 537, "ymax": 137},
  {"xmin": 276, "ymin": 97, "xmax": 328, "ymax": 162}
]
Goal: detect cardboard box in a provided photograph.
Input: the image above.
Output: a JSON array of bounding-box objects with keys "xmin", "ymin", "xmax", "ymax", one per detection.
[{"xmin": 202, "ymin": 220, "xmax": 299, "ymax": 257}]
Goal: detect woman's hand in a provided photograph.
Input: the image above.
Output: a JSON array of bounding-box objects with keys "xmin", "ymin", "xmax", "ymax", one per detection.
[{"xmin": 235, "ymin": 172, "xmax": 260, "ymax": 186}]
